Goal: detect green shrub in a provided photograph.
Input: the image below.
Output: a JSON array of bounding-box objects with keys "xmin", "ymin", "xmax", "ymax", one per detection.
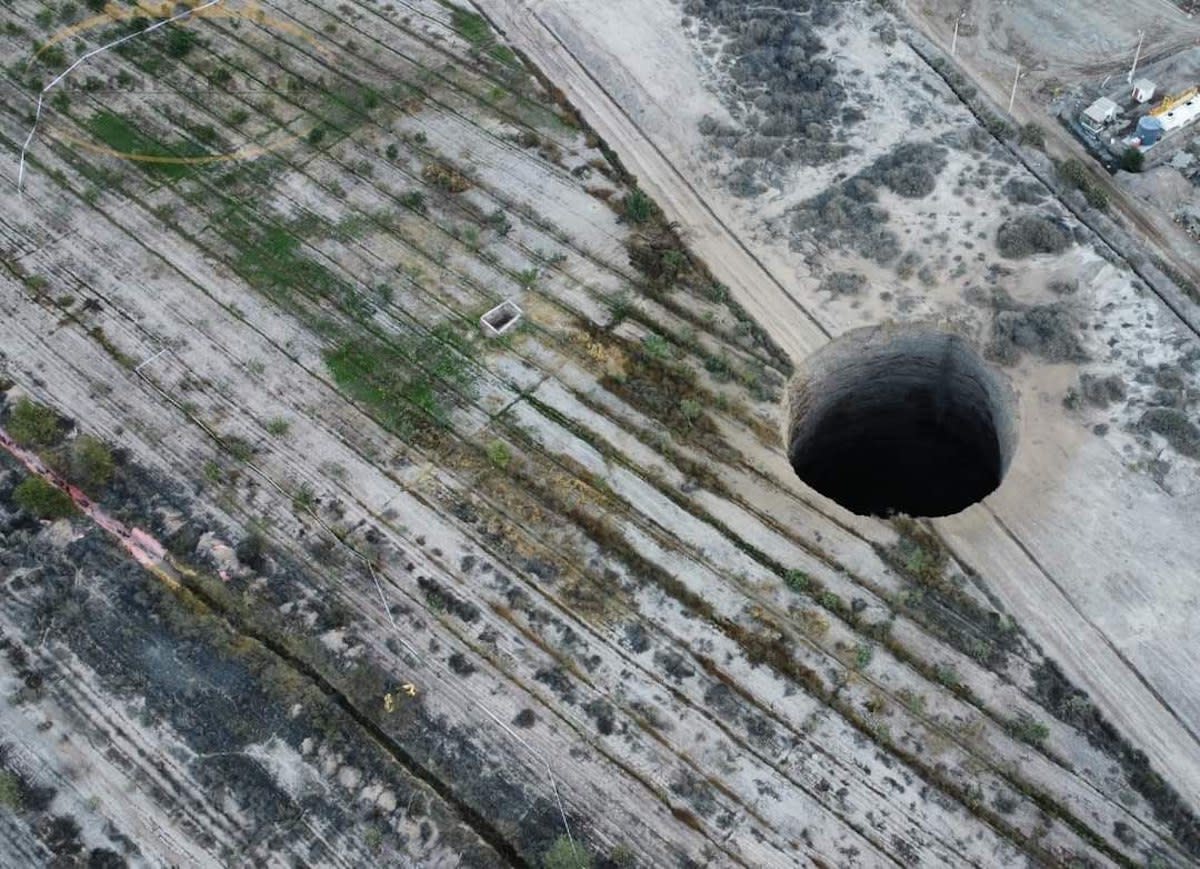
[
  {"xmin": 784, "ymin": 569, "xmax": 810, "ymax": 593},
  {"xmin": 1006, "ymin": 713, "xmax": 1050, "ymax": 746},
  {"xmin": 7, "ymin": 398, "xmax": 62, "ymax": 448},
  {"xmin": 641, "ymin": 334, "xmax": 671, "ymax": 360},
  {"xmin": 486, "ymin": 439, "xmax": 511, "ymax": 469},
  {"xmin": 451, "ymin": 8, "xmax": 490, "ymax": 45},
  {"xmin": 1017, "ymin": 122, "xmax": 1045, "ymax": 148},
  {"xmin": 678, "ymin": 398, "xmax": 703, "ymax": 427},
  {"xmin": 165, "ymin": 28, "xmax": 197, "ymax": 58},
  {"xmin": 68, "ymin": 434, "xmax": 114, "ymax": 491},
  {"xmin": 1113, "ymin": 147, "xmax": 1142, "ymax": 172},
  {"xmin": 399, "ymin": 190, "xmax": 426, "ymax": 213},
  {"xmin": 543, "ymin": 836, "xmax": 591, "ymax": 869},
  {"xmin": 1083, "ymin": 184, "xmax": 1108, "ymax": 210},
  {"xmin": 621, "ymin": 189, "xmax": 652, "ymax": 224},
  {"xmin": 13, "ymin": 476, "xmax": 76, "ymax": 519},
  {"xmin": 0, "ymin": 771, "xmax": 21, "ymax": 809}
]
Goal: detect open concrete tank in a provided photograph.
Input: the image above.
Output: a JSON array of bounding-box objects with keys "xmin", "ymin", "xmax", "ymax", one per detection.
[{"xmin": 785, "ymin": 323, "xmax": 1018, "ymax": 518}]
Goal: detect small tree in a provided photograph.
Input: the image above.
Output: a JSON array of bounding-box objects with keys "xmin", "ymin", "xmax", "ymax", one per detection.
[
  {"xmin": 543, "ymin": 836, "xmax": 591, "ymax": 869},
  {"xmin": 68, "ymin": 434, "xmax": 114, "ymax": 492},
  {"xmin": 1120, "ymin": 147, "xmax": 1145, "ymax": 173},
  {"xmin": 6, "ymin": 398, "xmax": 62, "ymax": 448},
  {"xmin": 13, "ymin": 477, "xmax": 75, "ymax": 520}
]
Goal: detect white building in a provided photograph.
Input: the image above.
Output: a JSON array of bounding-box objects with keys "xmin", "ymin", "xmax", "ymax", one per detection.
[
  {"xmin": 1081, "ymin": 97, "xmax": 1120, "ymax": 132},
  {"xmin": 1132, "ymin": 79, "xmax": 1156, "ymax": 104}
]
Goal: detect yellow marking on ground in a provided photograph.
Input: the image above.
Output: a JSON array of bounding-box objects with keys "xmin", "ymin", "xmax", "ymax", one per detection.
[
  {"xmin": 28, "ymin": 0, "xmax": 332, "ymax": 168},
  {"xmin": 35, "ymin": 1, "xmax": 329, "ymax": 58},
  {"xmin": 49, "ymin": 126, "xmax": 294, "ymax": 166}
]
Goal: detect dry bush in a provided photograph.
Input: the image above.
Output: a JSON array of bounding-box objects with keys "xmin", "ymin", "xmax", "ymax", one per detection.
[
  {"xmin": 995, "ymin": 214, "xmax": 1071, "ymax": 259},
  {"xmin": 421, "ymin": 162, "xmax": 472, "ymax": 193}
]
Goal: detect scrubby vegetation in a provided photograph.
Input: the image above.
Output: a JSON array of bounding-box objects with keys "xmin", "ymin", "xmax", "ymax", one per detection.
[
  {"xmin": 817, "ymin": 271, "xmax": 867, "ymax": 296},
  {"xmin": 66, "ymin": 435, "xmax": 115, "ymax": 492},
  {"xmin": 686, "ymin": 0, "xmax": 854, "ymax": 187},
  {"xmin": 1139, "ymin": 408, "xmax": 1200, "ymax": 458},
  {"xmin": 859, "ymin": 143, "xmax": 948, "ymax": 199},
  {"xmin": 5, "ymin": 397, "xmax": 64, "ymax": 448},
  {"xmin": 1077, "ymin": 373, "xmax": 1127, "ymax": 409},
  {"xmin": 995, "ymin": 214, "xmax": 1072, "ymax": 259},
  {"xmin": 791, "ymin": 178, "xmax": 899, "ymax": 264},
  {"xmin": 987, "ymin": 302, "xmax": 1088, "ymax": 365},
  {"xmin": 1033, "ymin": 660, "xmax": 1200, "ymax": 857},
  {"xmin": 790, "ymin": 142, "xmax": 948, "ymax": 264},
  {"xmin": 542, "ymin": 835, "xmax": 592, "ymax": 869},
  {"xmin": 13, "ymin": 476, "xmax": 76, "ymax": 519},
  {"xmin": 1057, "ymin": 159, "xmax": 1109, "ymax": 211}
]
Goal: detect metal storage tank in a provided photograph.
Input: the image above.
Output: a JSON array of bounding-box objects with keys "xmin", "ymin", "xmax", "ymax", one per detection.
[{"xmin": 1137, "ymin": 115, "xmax": 1165, "ymax": 147}]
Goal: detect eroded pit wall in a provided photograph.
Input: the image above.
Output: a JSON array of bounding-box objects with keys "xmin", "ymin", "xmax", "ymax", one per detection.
[{"xmin": 786, "ymin": 323, "xmax": 1017, "ymax": 517}]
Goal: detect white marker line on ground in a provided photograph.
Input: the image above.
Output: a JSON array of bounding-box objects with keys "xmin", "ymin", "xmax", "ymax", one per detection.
[{"xmin": 17, "ymin": 0, "xmax": 224, "ymax": 194}]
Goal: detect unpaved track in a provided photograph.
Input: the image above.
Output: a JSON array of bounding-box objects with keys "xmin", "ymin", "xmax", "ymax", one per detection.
[{"xmin": 480, "ymin": 0, "xmax": 1200, "ymax": 809}]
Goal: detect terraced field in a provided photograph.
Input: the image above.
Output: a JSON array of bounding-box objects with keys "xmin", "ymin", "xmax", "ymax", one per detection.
[{"xmin": 1, "ymin": 1, "xmax": 1197, "ymax": 866}]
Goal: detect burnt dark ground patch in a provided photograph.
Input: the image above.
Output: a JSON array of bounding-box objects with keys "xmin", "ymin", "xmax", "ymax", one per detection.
[{"xmin": 0, "ymin": 452, "xmax": 514, "ymax": 865}]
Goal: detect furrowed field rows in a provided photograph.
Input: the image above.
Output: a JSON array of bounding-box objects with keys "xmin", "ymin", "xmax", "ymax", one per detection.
[{"xmin": 1, "ymin": 0, "xmax": 1193, "ymax": 864}]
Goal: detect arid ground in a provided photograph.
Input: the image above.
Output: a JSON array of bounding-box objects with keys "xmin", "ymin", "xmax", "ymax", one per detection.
[{"xmin": 1, "ymin": 1, "xmax": 1198, "ymax": 866}]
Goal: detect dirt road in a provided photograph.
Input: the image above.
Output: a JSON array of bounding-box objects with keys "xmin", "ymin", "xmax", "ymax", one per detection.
[{"xmin": 481, "ymin": 0, "xmax": 1200, "ymax": 809}]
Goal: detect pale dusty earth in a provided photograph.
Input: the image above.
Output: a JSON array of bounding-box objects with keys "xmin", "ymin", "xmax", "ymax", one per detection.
[
  {"xmin": 483, "ymin": 0, "xmax": 1200, "ymax": 811},
  {"xmin": 0, "ymin": 0, "xmax": 1198, "ymax": 865}
]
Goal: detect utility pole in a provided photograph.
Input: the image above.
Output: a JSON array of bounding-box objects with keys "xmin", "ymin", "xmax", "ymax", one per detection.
[
  {"xmin": 1009, "ymin": 62, "xmax": 1021, "ymax": 114},
  {"xmin": 951, "ymin": 11, "xmax": 965, "ymax": 57},
  {"xmin": 1128, "ymin": 29, "xmax": 1145, "ymax": 84}
]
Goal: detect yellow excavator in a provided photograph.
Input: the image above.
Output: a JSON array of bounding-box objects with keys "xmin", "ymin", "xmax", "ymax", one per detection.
[{"xmin": 1149, "ymin": 86, "xmax": 1199, "ymax": 118}]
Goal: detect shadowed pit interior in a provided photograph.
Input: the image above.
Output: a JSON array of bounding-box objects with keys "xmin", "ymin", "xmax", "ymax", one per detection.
[{"xmin": 787, "ymin": 326, "xmax": 1016, "ymax": 518}]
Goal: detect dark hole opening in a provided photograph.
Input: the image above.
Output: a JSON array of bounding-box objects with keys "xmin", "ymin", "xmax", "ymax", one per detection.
[{"xmin": 787, "ymin": 328, "xmax": 1014, "ymax": 518}]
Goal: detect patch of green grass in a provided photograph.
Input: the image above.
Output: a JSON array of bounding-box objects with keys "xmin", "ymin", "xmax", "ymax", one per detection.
[
  {"xmin": 486, "ymin": 439, "xmax": 512, "ymax": 469},
  {"xmin": 13, "ymin": 476, "xmax": 76, "ymax": 520},
  {"xmin": 854, "ymin": 643, "xmax": 873, "ymax": 670},
  {"xmin": 324, "ymin": 324, "xmax": 476, "ymax": 438},
  {"xmin": 233, "ymin": 225, "xmax": 350, "ymax": 307},
  {"xmin": 86, "ymin": 111, "xmax": 206, "ymax": 179},
  {"xmin": 451, "ymin": 8, "xmax": 491, "ymax": 45},
  {"xmin": 266, "ymin": 417, "xmax": 291, "ymax": 437},
  {"xmin": 0, "ymin": 771, "xmax": 21, "ymax": 810},
  {"xmin": 490, "ymin": 44, "xmax": 518, "ymax": 66}
]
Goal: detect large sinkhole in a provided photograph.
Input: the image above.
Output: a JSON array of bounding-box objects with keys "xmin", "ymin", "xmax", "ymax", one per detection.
[{"xmin": 786, "ymin": 324, "xmax": 1017, "ymax": 518}]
